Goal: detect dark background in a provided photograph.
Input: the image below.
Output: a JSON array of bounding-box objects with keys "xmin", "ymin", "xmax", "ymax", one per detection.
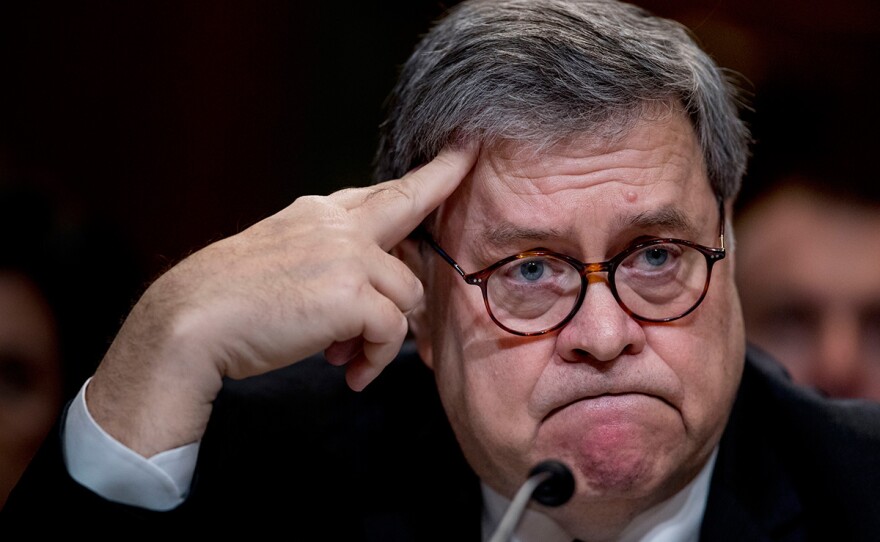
[{"xmin": 1, "ymin": 0, "xmax": 877, "ymax": 327}]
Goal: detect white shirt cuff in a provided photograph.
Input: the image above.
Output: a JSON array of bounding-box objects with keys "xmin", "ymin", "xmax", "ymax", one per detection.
[{"xmin": 62, "ymin": 377, "xmax": 200, "ymax": 511}]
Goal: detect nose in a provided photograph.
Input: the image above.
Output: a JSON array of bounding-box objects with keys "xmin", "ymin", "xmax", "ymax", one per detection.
[
  {"xmin": 811, "ymin": 310, "xmax": 863, "ymax": 398},
  {"xmin": 554, "ymin": 274, "xmax": 646, "ymax": 364}
]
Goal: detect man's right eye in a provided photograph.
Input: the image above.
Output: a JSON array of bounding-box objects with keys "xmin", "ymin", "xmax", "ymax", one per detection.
[
  {"xmin": 643, "ymin": 247, "xmax": 670, "ymax": 267},
  {"xmin": 518, "ymin": 260, "xmax": 545, "ymax": 281}
]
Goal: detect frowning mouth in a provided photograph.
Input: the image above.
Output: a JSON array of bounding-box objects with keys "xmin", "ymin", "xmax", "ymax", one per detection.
[{"xmin": 543, "ymin": 392, "xmax": 675, "ymax": 422}]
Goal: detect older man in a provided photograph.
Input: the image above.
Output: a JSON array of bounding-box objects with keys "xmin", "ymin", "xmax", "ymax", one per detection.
[{"xmin": 4, "ymin": 0, "xmax": 879, "ymax": 540}]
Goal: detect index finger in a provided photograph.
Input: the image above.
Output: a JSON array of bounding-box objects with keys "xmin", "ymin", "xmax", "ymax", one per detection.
[{"xmin": 353, "ymin": 143, "xmax": 478, "ymax": 248}]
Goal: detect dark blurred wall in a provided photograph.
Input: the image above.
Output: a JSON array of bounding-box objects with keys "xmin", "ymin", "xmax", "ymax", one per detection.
[
  {"xmin": 0, "ymin": 1, "xmax": 450, "ymax": 281},
  {"xmin": 1, "ymin": 0, "xmax": 877, "ymax": 282}
]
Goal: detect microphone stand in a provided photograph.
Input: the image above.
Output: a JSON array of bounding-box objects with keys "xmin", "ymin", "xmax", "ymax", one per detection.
[{"xmin": 488, "ymin": 460, "xmax": 575, "ymax": 542}]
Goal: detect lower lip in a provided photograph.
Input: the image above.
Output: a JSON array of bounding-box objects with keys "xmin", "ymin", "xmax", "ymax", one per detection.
[
  {"xmin": 543, "ymin": 393, "xmax": 673, "ymax": 443},
  {"xmin": 549, "ymin": 393, "xmax": 662, "ymax": 420}
]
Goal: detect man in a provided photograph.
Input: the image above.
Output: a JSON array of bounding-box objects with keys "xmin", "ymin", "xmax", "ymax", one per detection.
[
  {"xmin": 4, "ymin": 0, "xmax": 879, "ymax": 539},
  {"xmin": 0, "ymin": 186, "xmax": 142, "ymax": 510},
  {"xmin": 734, "ymin": 86, "xmax": 880, "ymax": 402},
  {"xmin": 736, "ymin": 179, "xmax": 880, "ymax": 401},
  {"xmin": 0, "ymin": 260, "xmax": 62, "ymax": 512}
]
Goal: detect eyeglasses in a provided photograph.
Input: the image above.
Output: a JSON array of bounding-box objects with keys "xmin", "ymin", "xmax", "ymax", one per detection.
[{"xmin": 422, "ymin": 202, "xmax": 726, "ymax": 336}]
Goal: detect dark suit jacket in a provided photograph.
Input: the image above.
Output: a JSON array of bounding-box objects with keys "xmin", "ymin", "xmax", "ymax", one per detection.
[{"xmin": 3, "ymin": 344, "xmax": 880, "ymax": 540}]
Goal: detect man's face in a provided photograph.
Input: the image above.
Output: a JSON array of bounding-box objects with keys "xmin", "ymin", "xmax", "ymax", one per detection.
[
  {"xmin": 736, "ymin": 184, "xmax": 880, "ymax": 400},
  {"xmin": 0, "ymin": 271, "xmax": 62, "ymax": 508},
  {"xmin": 411, "ymin": 111, "xmax": 745, "ymax": 523}
]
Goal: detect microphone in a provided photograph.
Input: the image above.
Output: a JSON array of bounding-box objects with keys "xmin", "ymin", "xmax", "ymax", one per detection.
[{"xmin": 488, "ymin": 459, "xmax": 575, "ymax": 542}]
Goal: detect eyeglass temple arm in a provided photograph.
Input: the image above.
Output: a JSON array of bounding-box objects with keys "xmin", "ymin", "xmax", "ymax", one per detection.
[
  {"xmin": 717, "ymin": 196, "xmax": 726, "ymax": 251},
  {"xmin": 412, "ymin": 225, "xmax": 469, "ymax": 278}
]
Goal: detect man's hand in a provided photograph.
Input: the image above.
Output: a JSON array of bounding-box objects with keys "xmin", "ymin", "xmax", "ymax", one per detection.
[{"xmin": 85, "ymin": 144, "xmax": 477, "ymax": 457}]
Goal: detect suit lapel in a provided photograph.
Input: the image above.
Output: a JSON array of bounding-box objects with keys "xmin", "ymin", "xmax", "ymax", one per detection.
[{"xmin": 700, "ymin": 353, "xmax": 805, "ymax": 541}]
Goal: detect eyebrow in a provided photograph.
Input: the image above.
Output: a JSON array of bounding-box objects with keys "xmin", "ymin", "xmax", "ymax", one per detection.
[
  {"xmin": 481, "ymin": 224, "xmax": 568, "ymax": 247},
  {"xmin": 479, "ymin": 207, "xmax": 699, "ymax": 248},
  {"xmin": 615, "ymin": 207, "xmax": 700, "ymax": 239}
]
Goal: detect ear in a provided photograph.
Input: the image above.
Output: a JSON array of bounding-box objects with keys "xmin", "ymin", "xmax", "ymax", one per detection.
[{"xmin": 391, "ymin": 238, "xmax": 434, "ymax": 368}]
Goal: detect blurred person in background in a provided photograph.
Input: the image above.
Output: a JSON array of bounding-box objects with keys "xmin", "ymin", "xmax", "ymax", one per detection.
[
  {"xmin": 735, "ymin": 85, "xmax": 880, "ymax": 401},
  {"xmin": 0, "ymin": 184, "xmax": 143, "ymax": 508},
  {"xmin": 0, "ymin": 188, "xmax": 63, "ymax": 510}
]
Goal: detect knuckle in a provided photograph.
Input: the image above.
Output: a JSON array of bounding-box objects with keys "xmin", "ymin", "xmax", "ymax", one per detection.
[
  {"xmin": 402, "ymin": 276, "xmax": 424, "ymax": 312},
  {"xmin": 394, "ymin": 311, "xmax": 410, "ymax": 337},
  {"xmin": 365, "ymin": 184, "xmax": 417, "ymax": 215}
]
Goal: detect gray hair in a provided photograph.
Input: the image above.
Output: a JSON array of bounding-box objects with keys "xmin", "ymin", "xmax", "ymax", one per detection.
[{"xmin": 374, "ymin": 0, "xmax": 751, "ymax": 201}]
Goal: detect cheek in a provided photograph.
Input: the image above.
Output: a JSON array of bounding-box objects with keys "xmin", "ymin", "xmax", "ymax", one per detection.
[
  {"xmin": 650, "ymin": 276, "xmax": 744, "ymax": 441},
  {"xmin": 426, "ymin": 275, "xmax": 553, "ymax": 487},
  {"xmin": 429, "ymin": 279, "xmax": 538, "ymax": 421}
]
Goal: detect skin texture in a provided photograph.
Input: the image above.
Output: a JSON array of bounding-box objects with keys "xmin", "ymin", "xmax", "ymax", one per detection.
[
  {"xmin": 736, "ymin": 183, "xmax": 880, "ymax": 400},
  {"xmin": 0, "ymin": 272, "xmax": 62, "ymax": 509},
  {"xmin": 401, "ymin": 110, "xmax": 745, "ymax": 540}
]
